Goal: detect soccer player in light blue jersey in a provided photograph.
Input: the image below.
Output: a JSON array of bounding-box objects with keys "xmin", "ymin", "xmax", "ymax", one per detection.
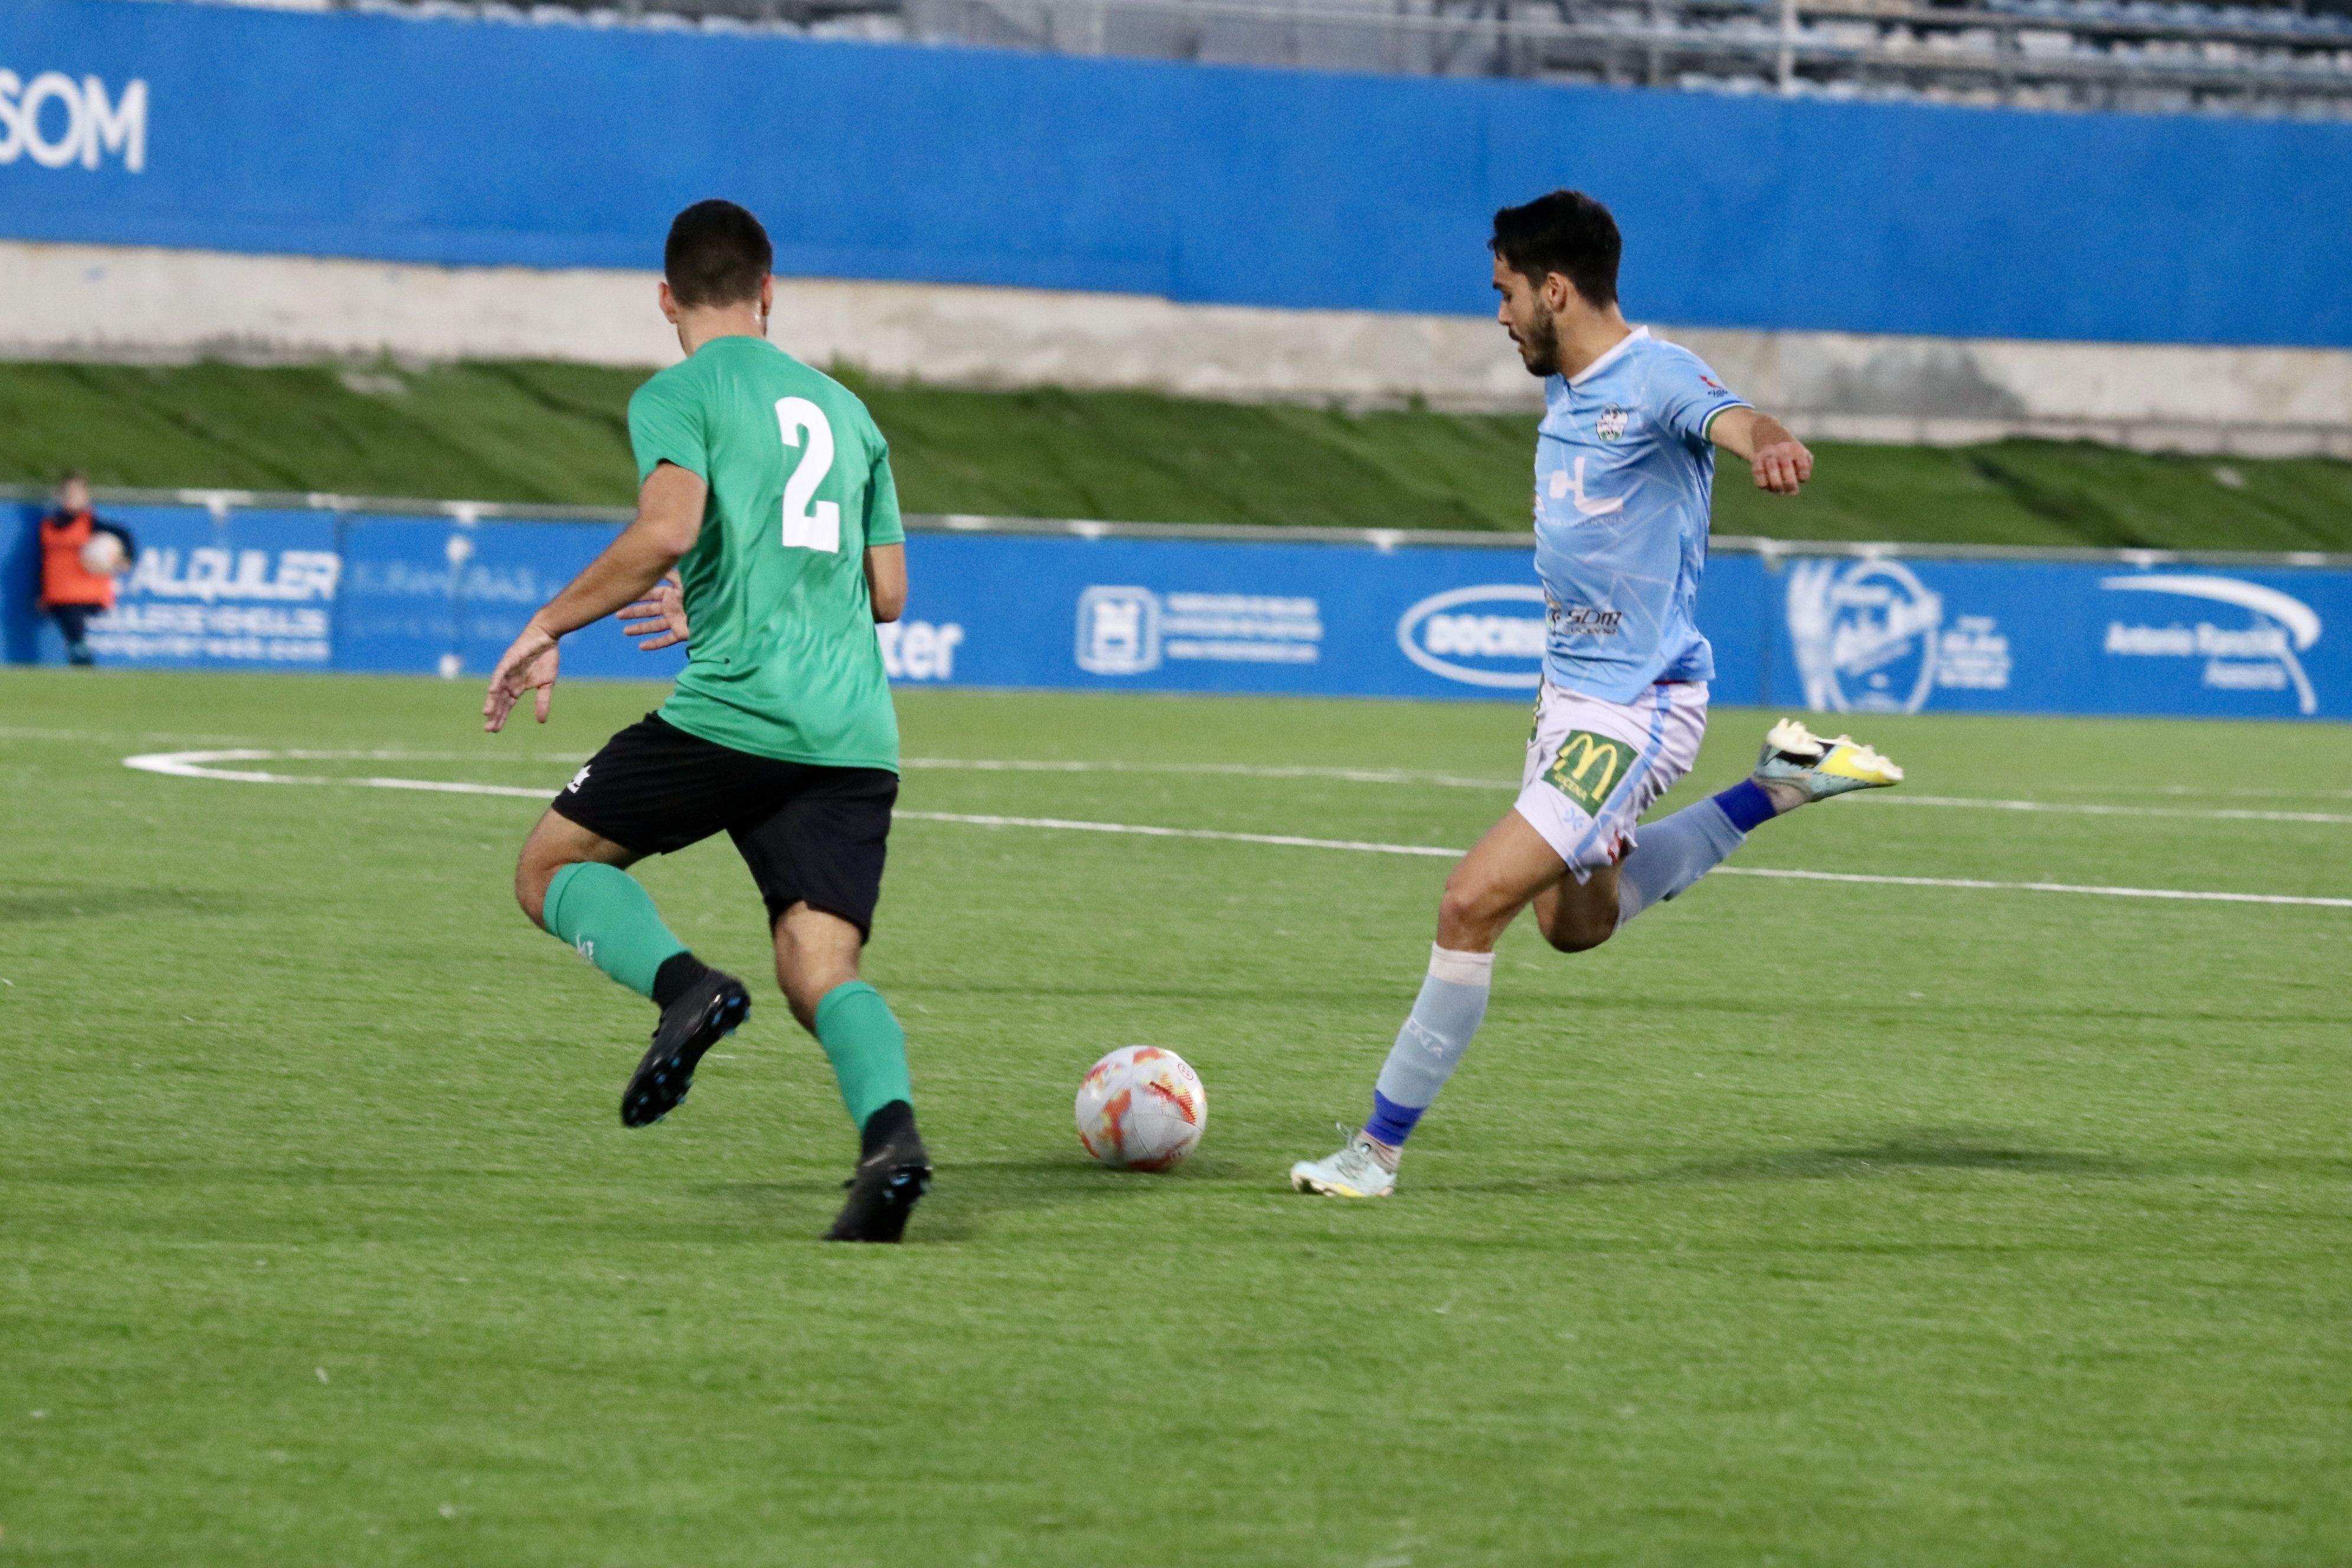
[{"xmin": 1292, "ymin": 190, "xmax": 1906, "ymax": 1199}]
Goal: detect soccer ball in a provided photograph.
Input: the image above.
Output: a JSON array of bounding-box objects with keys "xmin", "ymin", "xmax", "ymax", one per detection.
[
  {"xmin": 1074, "ymin": 1046, "xmax": 1206, "ymax": 1171},
  {"xmin": 80, "ymin": 532, "xmax": 126, "ymax": 575}
]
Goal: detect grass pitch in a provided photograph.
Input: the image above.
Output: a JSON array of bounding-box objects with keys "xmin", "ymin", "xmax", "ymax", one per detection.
[{"xmin": 4, "ymin": 670, "xmax": 2350, "ymax": 1567}]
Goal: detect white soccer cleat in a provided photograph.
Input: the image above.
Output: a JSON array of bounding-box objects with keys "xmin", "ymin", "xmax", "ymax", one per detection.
[
  {"xmin": 1289, "ymin": 1134, "xmax": 1397, "ymax": 1198},
  {"xmin": 1755, "ymin": 717, "xmax": 1905, "ymax": 802}
]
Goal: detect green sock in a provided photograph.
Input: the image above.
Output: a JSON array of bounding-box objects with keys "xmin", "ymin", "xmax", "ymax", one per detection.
[
  {"xmin": 542, "ymin": 863, "xmax": 687, "ymax": 1001},
  {"xmin": 812, "ymin": 980, "xmax": 914, "ymax": 1131}
]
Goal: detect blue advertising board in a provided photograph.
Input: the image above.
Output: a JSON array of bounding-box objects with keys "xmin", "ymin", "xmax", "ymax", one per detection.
[
  {"xmin": 6, "ymin": 0, "xmax": 2352, "ymax": 347},
  {"xmin": 5, "ymin": 504, "xmax": 2346, "ymax": 721},
  {"xmin": 1770, "ymin": 553, "xmax": 2351, "ymax": 721}
]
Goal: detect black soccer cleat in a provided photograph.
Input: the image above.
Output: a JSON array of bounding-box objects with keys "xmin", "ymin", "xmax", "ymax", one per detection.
[
  {"xmin": 621, "ymin": 969, "xmax": 751, "ymax": 1128},
  {"xmin": 825, "ymin": 1102, "xmax": 931, "ymax": 1243}
]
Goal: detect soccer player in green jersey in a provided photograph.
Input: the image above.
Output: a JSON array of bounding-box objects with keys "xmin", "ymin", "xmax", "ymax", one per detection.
[{"xmin": 482, "ymin": 200, "xmax": 929, "ymax": 1243}]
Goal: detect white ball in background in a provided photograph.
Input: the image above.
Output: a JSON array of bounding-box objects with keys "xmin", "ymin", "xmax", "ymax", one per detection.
[
  {"xmin": 1075, "ymin": 1046, "xmax": 1207, "ymax": 1172},
  {"xmin": 79, "ymin": 533, "xmax": 126, "ymax": 575}
]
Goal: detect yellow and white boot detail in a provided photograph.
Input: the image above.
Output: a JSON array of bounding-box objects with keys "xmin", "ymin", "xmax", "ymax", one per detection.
[{"xmin": 1755, "ymin": 717, "xmax": 1905, "ymax": 802}]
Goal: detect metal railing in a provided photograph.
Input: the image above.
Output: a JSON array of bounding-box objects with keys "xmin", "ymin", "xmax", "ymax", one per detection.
[{"xmin": 308, "ymin": 0, "xmax": 2352, "ymax": 114}]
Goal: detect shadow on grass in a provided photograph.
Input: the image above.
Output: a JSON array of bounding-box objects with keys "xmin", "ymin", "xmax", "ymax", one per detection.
[
  {"xmin": 703, "ymin": 1157, "xmax": 1155, "ymax": 1243},
  {"xmin": 0, "ymin": 886, "xmax": 249, "ymax": 923},
  {"xmin": 1658, "ymin": 1130, "xmax": 2145, "ymax": 1183},
  {"xmin": 1438, "ymin": 1128, "xmax": 2153, "ymax": 1195}
]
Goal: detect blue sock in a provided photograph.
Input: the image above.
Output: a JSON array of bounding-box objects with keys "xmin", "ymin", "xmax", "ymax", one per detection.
[
  {"xmin": 1714, "ymin": 778, "xmax": 1778, "ymax": 833},
  {"xmin": 1366, "ymin": 1090, "xmax": 1423, "ymax": 1147},
  {"xmin": 1364, "ymin": 945, "xmax": 1493, "ymax": 1150},
  {"xmin": 1614, "ymin": 787, "xmax": 1768, "ymax": 927}
]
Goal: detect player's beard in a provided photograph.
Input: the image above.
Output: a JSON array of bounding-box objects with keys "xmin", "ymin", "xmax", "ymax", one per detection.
[{"xmin": 1515, "ymin": 310, "xmax": 1560, "ymax": 378}]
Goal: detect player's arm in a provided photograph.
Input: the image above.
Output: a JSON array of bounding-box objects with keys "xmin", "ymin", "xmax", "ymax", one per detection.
[
  {"xmin": 865, "ymin": 544, "xmax": 906, "ymax": 624},
  {"xmin": 1706, "ymin": 406, "xmax": 1814, "ymax": 497},
  {"xmin": 482, "ymin": 463, "xmax": 706, "ymax": 730}
]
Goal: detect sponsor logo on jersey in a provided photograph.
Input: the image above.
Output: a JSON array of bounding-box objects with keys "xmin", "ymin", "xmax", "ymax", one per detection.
[
  {"xmin": 2099, "ymin": 574, "xmax": 2322, "ymax": 714},
  {"xmin": 1544, "ymin": 455, "xmax": 1624, "ymax": 519},
  {"xmin": 566, "ymin": 765, "xmax": 590, "ymax": 794},
  {"xmin": 1551, "ymin": 605, "xmax": 1623, "ymax": 638},
  {"xmin": 1077, "ymin": 586, "xmax": 1321, "ymax": 677},
  {"xmin": 1396, "ymin": 584, "xmax": 1547, "ymax": 690},
  {"xmin": 1542, "ymin": 730, "xmax": 1636, "ymax": 812},
  {"xmin": 0, "ymin": 71, "xmax": 146, "ymax": 171},
  {"xmin": 1596, "ymin": 404, "xmax": 1628, "ymax": 443}
]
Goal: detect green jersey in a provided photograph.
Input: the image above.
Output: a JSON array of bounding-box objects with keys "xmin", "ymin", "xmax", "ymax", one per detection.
[{"xmin": 626, "ymin": 336, "xmax": 905, "ymax": 772}]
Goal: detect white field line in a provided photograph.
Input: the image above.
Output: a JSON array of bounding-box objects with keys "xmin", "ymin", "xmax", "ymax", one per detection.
[
  {"xmin": 121, "ymin": 749, "xmax": 2352, "ymax": 911},
  {"xmin": 901, "ymin": 811, "xmax": 2352, "ymax": 909},
  {"xmin": 1868, "ymin": 793, "xmax": 2352, "ymax": 827},
  {"xmin": 1, "ymin": 724, "xmax": 265, "ymax": 745},
  {"xmin": 123, "ymin": 749, "xmax": 550, "ymax": 798},
  {"xmin": 98, "ymin": 745, "xmax": 2352, "ymax": 825}
]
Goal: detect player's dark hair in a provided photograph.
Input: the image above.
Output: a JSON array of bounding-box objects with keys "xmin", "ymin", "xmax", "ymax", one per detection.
[
  {"xmin": 1491, "ymin": 190, "xmax": 1621, "ymax": 309},
  {"xmin": 664, "ymin": 200, "xmax": 773, "ymax": 309}
]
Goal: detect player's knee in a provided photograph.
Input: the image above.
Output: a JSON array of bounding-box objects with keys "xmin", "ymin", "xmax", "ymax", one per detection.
[
  {"xmin": 1541, "ymin": 913, "xmax": 1614, "ymax": 953},
  {"xmin": 514, "ymin": 848, "xmax": 564, "ymax": 929},
  {"xmin": 1540, "ymin": 890, "xmax": 1618, "ymax": 953},
  {"xmin": 1436, "ymin": 871, "xmax": 1510, "ymax": 945}
]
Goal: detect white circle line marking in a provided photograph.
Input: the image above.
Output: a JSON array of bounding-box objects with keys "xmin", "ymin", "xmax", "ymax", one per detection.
[
  {"xmin": 116, "ymin": 748, "xmax": 2352, "ymax": 825},
  {"xmin": 121, "ymin": 750, "xmax": 2352, "ymax": 911}
]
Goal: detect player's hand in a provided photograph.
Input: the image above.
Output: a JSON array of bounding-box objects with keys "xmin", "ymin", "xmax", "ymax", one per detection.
[
  {"xmin": 619, "ymin": 573, "xmax": 689, "ymax": 652},
  {"xmin": 1750, "ymin": 439, "xmax": 1813, "ymax": 496},
  {"xmin": 483, "ymin": 620, "xmax": 560, "ymax": 732}
]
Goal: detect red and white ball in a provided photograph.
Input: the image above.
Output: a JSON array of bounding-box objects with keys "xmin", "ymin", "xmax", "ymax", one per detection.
[{"xmin": 1075, "ymin": 1046, "xmax": 1206, "ymax": 1171}]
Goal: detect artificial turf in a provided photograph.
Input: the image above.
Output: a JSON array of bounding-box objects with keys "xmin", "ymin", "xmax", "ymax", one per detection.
[
  {"xmin": 6, "ymin": 358, "xmax": 2351, "ymax": 552},
  {"xmin": 4, "ymin": 670, "xmax": 2349, "ymax": 1566}
]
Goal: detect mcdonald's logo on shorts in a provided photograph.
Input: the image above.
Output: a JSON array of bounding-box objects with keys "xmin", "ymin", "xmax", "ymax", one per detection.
[{"xmin": 1542, "ymin": 730, "xmax": 1636, "ymax": 813}]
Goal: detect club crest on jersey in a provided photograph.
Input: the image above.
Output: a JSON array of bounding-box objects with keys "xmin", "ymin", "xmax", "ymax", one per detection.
[{"xmin": 1596, "ymin": 404, "xmax": 1628, "ymax": 442}]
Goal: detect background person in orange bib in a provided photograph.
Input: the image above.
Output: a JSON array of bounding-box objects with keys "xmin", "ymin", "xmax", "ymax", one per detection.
[{"xmin": 37, "ymin": 472, "xmax": 135, "ymax": 667}]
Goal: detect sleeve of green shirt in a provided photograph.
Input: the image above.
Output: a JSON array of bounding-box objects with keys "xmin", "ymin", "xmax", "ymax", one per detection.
[
  {"xmin": 864, "ymin": 429, "xmax": 905, "ymax": 548},
  {"xmin": 626, "ymin": 375, "xmax": 710, "ymax": 485}
]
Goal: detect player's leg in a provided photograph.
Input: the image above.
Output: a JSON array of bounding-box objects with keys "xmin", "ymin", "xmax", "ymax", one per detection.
[
  {"xmin": 1602, "ymin": 717, "xmax": 1905, "ymax": 930},
  {"xmin": 769, "ymin": 900, "xmax": 913, "ymax": 1136},
  {"xmin": 732, "ymin": 767, "xmax": 929, "ymax": 1242},
  {"xmin": 1293, "ymin": 681, "xmax": 1685, "ymax": 1197},
  {"xmin": 53, "ymin": 606, "xmax": 92, "ymax": 666},
  {"xmin": 1289, "ymin": 810, "xmax": 1564, "ymax": 1198},
  {"xmin": 1528, "ymin": 863, "xmax": 1623, "ymax": 952},
  {"xmin": 518, "ymin": 717, "xmax": 755, "ymax": 1126}
]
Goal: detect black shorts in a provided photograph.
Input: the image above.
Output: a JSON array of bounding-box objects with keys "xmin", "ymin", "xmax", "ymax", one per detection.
[{"xmin": 550, "ymin": 713, "xmax": 898, "ymax": 937}]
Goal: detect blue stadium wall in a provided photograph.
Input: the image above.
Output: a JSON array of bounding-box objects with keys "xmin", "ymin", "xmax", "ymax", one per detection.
[
  {"xmin": 6, "ymin": 505, "xmax": 2346, "ymax": 720},
  {"xmin": 6, "ymin": 0, "xmax": 2352, "ymax": 347}
]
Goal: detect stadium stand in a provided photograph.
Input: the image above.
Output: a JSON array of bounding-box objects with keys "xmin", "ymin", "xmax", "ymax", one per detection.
[{"xmin": 241, "ymin": 0, "xmax": 2352, "ymax": 115}]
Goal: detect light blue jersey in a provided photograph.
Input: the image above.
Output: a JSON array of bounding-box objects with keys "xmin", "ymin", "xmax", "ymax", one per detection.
[{"xmin": 1531, "ymin": 326, "xmax": 1748, "ymax": 702}]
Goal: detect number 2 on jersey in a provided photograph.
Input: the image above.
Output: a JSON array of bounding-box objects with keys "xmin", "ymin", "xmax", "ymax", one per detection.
[{"xmin": 775, "ymin": 396, "xmax": 841, "ymax": 553}]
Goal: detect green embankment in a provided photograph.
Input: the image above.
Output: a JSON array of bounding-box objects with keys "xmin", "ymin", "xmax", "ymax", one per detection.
[{"xmin": 5, "ymin": 358, "xmax": 2348, "ymax": 551}]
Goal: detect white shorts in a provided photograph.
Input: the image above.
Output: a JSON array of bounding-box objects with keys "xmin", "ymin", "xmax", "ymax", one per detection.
[{"xmin": 1514, "ymin": 679, "xmax": 1710, "ymax": 881}]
